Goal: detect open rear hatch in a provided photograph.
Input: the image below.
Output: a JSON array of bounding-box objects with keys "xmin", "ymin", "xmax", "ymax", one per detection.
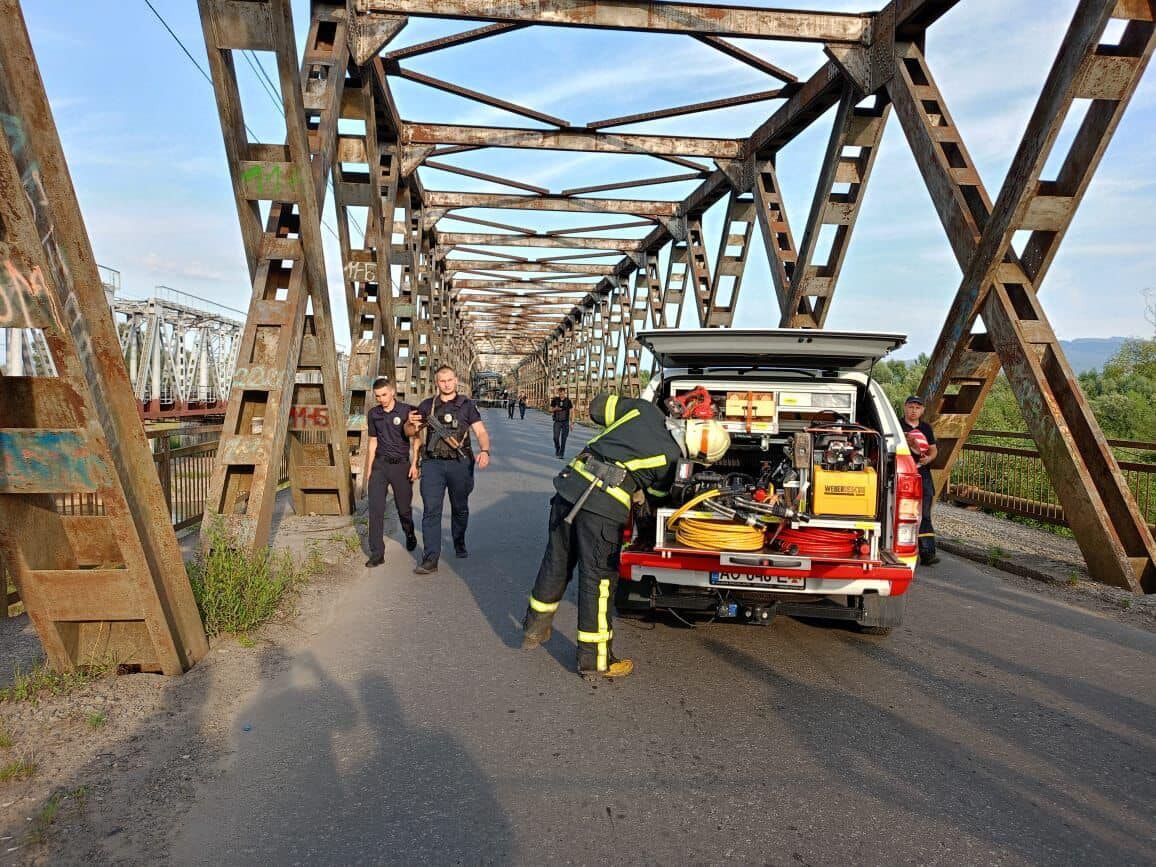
[{"xmin": 637, "ymin": 329, "xmax": 906, "ymax": 372}]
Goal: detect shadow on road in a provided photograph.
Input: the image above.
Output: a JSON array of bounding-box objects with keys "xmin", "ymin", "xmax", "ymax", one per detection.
[{"xmin": 699, "ymin": 634, "xmax": 1156, "ymax": 863}]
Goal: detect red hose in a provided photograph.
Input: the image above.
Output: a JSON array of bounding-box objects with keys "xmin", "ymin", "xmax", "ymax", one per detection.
[{"xmin": 773, "ymin": 527, "xmax": 858, "ymax": 557}]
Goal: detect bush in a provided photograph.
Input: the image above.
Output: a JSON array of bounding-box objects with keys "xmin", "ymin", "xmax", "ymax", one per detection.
[{"xmin": 187, "ymin": 523, "xmax": 304, "ymax": 636}]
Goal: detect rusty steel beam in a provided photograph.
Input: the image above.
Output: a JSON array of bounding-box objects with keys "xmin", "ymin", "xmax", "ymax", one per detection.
[
  {"xmin": 402, "ymin": 123, "xmax": 745, "ymax": 158},
  {"xmin": 0, "ymin": 0, "xmax": 208, "ymax": 674},
  {"xmin": 425, "ymin": 190, "xmax": 679, "ymax": 216},
  {"xmin": 692, "ymin": 35, "xmax": 798, "ymax": 83},
  {"xmin": 443, "ymin": 260, "xmax": 617, "ymax": 275},
  {"xmin": 387, "ymin": 63, "xmax": 570, "ymax": 127},
  {"xmin": 782, "ymin": 88, "xmax": 891, "ymax": 327},
  {"xmin": 889, "ymin": 17, "xmax": 1156, "ymax": 594},
  {"xmin": 437, "ymin": 233, "xmax": 645, "ymax": 251},
  {"xmin": 383, "ymin": 22, "xmax": 527, "ymax": 61},
  {"xmin": 422, "ymin": 159, "xmax": 550, "ymax": 195},
  {"xmin": 544, "ymin": 219, "xmax": 654, "ymax": 235},
  {"xmin": 199, "ymin": 0, "xmax": 353, "ymax": 550},
  {"xmin": 441, "ymin": 214, "xmax": 538, "ymax": 235},
  {"xmin": 355, "ymin": 0, "xmax": 872, "ymax": 44},
  {"xmin": 585, "ymin": 90, "xmax": 787, "ymax": 130},
  {"xmin": 561, "ymin": 173, "xmax": 706, "ymax": 196}
]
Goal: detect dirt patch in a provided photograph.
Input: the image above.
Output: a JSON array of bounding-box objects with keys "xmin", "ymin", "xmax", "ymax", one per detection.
[{"xmin": 0, "ymin": 511, "xmax": 372, "ymax": 864}]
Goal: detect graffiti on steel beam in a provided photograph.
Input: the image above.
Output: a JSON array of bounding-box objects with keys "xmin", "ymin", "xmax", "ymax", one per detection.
[
  {"xmin": 0, "ymin": 260, "xmax": 51, "ymax": 329},
  {"xmin": 288, "ymin": 405, "xmax": 330, "ymax": 429},
  {"xmin": 230, "ymin": 366, "xmax": 283, "ymax": 390},
  {"xmin": 345, "ymin": 260, "xmax": 379, "ymax": 283},
  {"xmin": 0, "ymin": 429, "xmax": 107, "ymax": 494},
  {"xmin": 240, "ymin": 164, "xmax": 305, "ymax": 201}
]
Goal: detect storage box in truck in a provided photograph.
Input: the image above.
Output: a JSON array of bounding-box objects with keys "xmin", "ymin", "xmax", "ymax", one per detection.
[{"xmin": 617, "ymin": 330, "xmax": 923, "ymax": 635}]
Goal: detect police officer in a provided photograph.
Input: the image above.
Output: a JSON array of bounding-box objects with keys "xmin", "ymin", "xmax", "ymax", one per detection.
[
  {"xmin": 900, "ymin": 394, "xmax": 940, "ymax": 565},
  {"xmin": 364, "ymin": 377, "xmax": 419, "ymax": 566},
  {"xmin": 549, "ymin": 387, "xmax": 574, "ymax": 457},
  {"xmin": 406, "ymin": 365, "xmax": 491, "ymax": 574},
  {"xmin": 521, "ymin": 392, "xmax": 684, "ymax": 680}
]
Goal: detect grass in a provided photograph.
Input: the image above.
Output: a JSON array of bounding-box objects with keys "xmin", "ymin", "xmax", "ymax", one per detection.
[
  {"xmin": 0, "ymin": 729, "xmax": 12, "ymax": 750},
  {"xmin": 187, "ymin": 521, "xmax": 308, "ymax": 637},
  {"xmin": 236, "ymin": 634, "xmax": 256, "ymax": 649},
  {"xmin": 85, "ymin": 712, "xmax": 106, "ymax": 730},
  {"xmin": 987, "ymin": 545, "xmax": 1007, "ymax": 566},
  {"xmin": 0, "ymin": 664, "xmax": 104, "ymax": 705},
  {"xmin": 25, "ymin": 786, "xmax": 86, "ymax": 845},
  {"xmin": 0, "ymin": 756, "xmax": 36, "ymax": 782}
]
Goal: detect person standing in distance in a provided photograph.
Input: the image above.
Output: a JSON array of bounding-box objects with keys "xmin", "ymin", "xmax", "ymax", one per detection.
[
  {"xmin": 900, "ymin": 394, "xmax": 940, "ymax": 566},
  {"xmin": 405, "ymin": 365, "xmax": 491, "ymax": 574},
  {"xmin": 549, "ymin": 387, "xmax": 574, "ymax": 458},
  {"xmin": 507, "ymin": 394, "xmax": 516, "ymax": 419},
  {"xmin": 518, "ymin": 393, "xmax": 528, "ymax": 420},
  {"xmin": 363, "ymin": 378, "xmax": 419, "ymax": 566}
]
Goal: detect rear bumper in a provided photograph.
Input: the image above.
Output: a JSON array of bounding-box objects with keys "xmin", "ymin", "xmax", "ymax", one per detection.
[{"xmin": 619, "ymin": 548, "xmax": 914, "ymax": 597}]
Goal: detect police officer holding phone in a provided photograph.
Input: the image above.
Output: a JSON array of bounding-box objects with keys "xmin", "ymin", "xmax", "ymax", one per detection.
[
  {"xmin": 364, "ymin": 377, "xmax": 419, "ymax": 566},
  {"xmin": 405, "ymin": 365, "xmax": 491, "ymax": 574}
]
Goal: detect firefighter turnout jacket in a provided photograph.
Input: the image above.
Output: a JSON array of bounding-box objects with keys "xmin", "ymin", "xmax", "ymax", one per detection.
[{"xmin": 554, "ymin": 393, "xmax": 682, "ymax": 520}]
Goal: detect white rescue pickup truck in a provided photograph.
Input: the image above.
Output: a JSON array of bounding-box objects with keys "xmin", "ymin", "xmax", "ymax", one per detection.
[{"xmin": 617, "ymin": 330, "xmax": 923, "ymax": 635}]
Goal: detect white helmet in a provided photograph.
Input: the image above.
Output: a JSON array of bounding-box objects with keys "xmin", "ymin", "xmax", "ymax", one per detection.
[{"xmin": 683, "ymin": 419, "xmax": 731, "ymax": 464}]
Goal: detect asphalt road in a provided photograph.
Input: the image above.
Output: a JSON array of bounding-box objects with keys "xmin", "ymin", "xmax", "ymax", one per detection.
[{"xmin": 173, "ymin": 409, "xmax": 1156, "ymax": 866}]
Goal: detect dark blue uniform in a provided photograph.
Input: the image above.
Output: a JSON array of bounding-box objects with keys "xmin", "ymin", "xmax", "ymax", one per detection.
[
  {"xmin": 417, "ymin": 394, "xmax": 482, "ymax": 561},
  {"xmin": 366, "ymin": 401, "xmax": 416, "ymax": 558}
]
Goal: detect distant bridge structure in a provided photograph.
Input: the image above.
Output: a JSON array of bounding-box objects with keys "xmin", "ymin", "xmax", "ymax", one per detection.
[
  {"xmin": 112, "ymin": 286, "xmax": 244, "ymax": 420},
  {"xmin": 0, "ymin": 0, "xmax": 1153, "ymax": 676}
]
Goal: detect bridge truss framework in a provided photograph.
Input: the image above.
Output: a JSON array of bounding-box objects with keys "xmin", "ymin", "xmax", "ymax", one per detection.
[{"xmin": 0, "ymin": 0, "xmax": 1153, "ymax": 677}]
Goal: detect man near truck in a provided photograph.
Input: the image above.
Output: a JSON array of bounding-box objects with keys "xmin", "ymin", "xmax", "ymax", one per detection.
[
  {"xmin": 900, "ymin": 394, "xmax": 940, "ymax": 566},
  {"xmin": 520, "ymin": 392, "xmax": 686, "ymax": 680}
]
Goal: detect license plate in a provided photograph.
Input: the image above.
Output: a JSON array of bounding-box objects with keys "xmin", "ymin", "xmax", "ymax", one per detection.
[{"xmin": 710, "ymin": 571, "xmax": 805, "ymax": 589}]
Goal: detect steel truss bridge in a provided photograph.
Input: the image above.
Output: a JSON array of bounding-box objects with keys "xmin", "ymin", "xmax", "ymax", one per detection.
[{"xmin": 0, "ymin": 0, "xmax": 1153, "ymax": 676}]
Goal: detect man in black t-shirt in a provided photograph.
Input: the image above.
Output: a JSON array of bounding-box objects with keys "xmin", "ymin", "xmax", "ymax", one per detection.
[
  {"xmin": 364, "ymin": 378, "xmax": 419, "ymax": 566},
  {"xmin": 549, "ymin": 387, "xmax": 574, "ymax": 458},
  {"xmin": 900, "ymin": 394, "xmax": 940, "ymax": 566},
  {"xmin": 405, "ymin": 365, "xmax": 492, "ymax": 574}
]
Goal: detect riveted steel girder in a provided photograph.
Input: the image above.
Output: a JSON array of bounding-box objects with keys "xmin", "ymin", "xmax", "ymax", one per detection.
[{"xmin": 0, "ymin": 0, "xmax": 208, "ymax": 673}]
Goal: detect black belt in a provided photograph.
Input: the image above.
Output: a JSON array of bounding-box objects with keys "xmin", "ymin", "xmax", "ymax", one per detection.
[{"xmin": 376, "ymin": 455, "xmax": 409, "ymax": 464}]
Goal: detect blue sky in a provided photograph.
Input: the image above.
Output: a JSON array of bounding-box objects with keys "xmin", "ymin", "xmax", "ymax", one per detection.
[{"xmin": 21, "ymin": 0, "xmax": 1156, "ymax": 359}]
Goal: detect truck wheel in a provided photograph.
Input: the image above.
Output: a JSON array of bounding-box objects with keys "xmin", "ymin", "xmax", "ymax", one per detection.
[{"xmin": 856, "ymin": 593, "xmax": 905, "ymax": 635}]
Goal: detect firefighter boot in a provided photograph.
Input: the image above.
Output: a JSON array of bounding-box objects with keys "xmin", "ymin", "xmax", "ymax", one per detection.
[
  {"xmin": 579, "ymin": 654, "xmax": 634, "ymax": 681},
  {"xmin": 521, "ymin": 608, "xmax": 554, "ymax": 649}
]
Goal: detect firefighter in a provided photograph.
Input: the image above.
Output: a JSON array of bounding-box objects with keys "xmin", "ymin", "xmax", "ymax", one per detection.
[
  {"xmin": 521, "ymin": 392, "xmax": 723, "ymax": 680},
  {"xmin": 900, "ymin": 394, "xmax": 940, "ymax": 565}
]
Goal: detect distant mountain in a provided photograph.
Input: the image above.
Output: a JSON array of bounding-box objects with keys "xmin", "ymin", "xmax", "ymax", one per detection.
[{"xmin": 1059, "ymin": 337, "xmax": 1128, "ymax": 374}]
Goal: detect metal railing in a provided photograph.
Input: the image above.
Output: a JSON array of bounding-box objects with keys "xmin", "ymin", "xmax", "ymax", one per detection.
[{"xmin": 947, "ymin": 429, "xmax": 1156, "ymax": 532}]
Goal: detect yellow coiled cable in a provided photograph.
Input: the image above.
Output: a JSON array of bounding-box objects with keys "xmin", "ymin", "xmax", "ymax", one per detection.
[{"xmin": 667, "ymin": 489, "xmax": 766, "ymax": 552}]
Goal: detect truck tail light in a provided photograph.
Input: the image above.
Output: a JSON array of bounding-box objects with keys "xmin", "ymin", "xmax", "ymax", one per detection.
[{"xmin": 894, "ymin": 453, "xmax": 922, "ymax": 559}]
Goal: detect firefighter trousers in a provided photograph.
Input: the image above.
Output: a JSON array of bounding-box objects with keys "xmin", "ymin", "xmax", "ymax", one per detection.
[{"xmin": 523, "ymin": 494, "xmax": 625, "ymax": 672}]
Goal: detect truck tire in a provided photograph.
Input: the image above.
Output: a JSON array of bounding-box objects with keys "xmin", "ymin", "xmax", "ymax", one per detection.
[{"xmin": 856, "ymin": 593, "xmax": 905, "ymax": 636}]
